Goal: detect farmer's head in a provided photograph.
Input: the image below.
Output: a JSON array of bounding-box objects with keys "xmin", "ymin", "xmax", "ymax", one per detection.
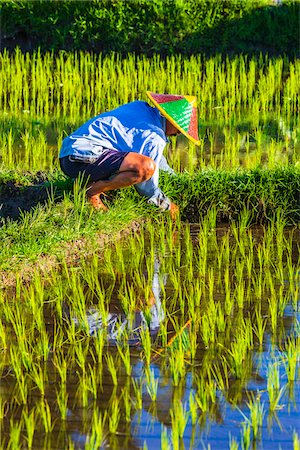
[
  {"xmin": 146, "ymin": 91, "xmax": 200, "ymax": 145},
  {"xmin": 165, "ymin": 119, "xmax": 181, "ymax": 137}
]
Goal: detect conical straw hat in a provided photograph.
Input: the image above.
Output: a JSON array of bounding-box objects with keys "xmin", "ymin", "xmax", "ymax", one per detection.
[{"xmin": 146, "ymin": 91, "xmax": 200, "ymax": 145}]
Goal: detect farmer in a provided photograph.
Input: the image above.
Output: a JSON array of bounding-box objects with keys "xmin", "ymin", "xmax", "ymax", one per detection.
[{"xmin": 59, "ymin": 92, "xmax": 200, "ymax": 217}]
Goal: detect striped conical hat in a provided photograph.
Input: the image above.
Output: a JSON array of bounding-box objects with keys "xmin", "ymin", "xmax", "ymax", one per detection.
[{"xmin": 146, "ymin": 91, "xmax": 200, "ymax": 145}]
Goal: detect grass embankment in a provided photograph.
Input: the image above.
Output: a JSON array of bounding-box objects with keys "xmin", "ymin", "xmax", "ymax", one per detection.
[
  {"xmin": 1, "ymin": 165, "xmax": 300, "ymax": 285},
  {"xmin": 0, "ymin": 170, "xmax": 147, "ymax": 285}
]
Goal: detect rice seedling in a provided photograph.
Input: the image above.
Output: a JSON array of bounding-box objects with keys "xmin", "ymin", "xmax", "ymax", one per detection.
[
  {"xmin": 120, "ymin": 384, "xmax": 131, "ymax": 423},
  {"xmin": 241, "ymin": 422, "xmax": 251, "ymax": 450},
  {"xmin": 283, "ymin": 337, "xmax": 300, "ymax": 382},
  {"xmin": 117, "ymin": 343, "xmax": 131, "ymax": 377},
  {"xmin": 56, "ymin": 383, "xmax": 69, "ymax": 420},
  {"xmin": 170, "ymin": 399, "xmax": 189, "ymax": 439},
  {"xmin": 189, "ymin": 391, "xmax": 198, "ymax": 426},
  {"xmin": 85, "ymin": 409, "xmax": 107, "ymax": 450},
  {"xmin": 22, "ymin": 407, "xmax": 36, "ymax": 449},
  {"xmin": 105, "ymin": 353, "xmax": 118, "ymax": 386},
  {"xmin": 29, "ymin": 362, "xmax": 47, "ymax": 397},
  {"xmin": 195, "ymin": 375, "xmax": 216, "ymax": 414},
  {"xmin": 229, "ymin": 435, "xmax": 239, "ymax": 450},
  {"xmin": 7, "ymin": 418, "xmax": 22, "ymax": 450},
  {"xmin": 294, "ymin": 432, "xmax": 300, "ymax": 450},
  {"xmin": 145, "ymin": 368, "xmax": 159, "ymax": 402},
  {"xmin": 37, "ymin": 398, "xmax": 53, "ymax": 433},
  {"xmin": 267, "ymin": 361, "xmax": 286, "ymax": 413},
  {"xmin": 161, "ymin": 426, "xmax": 171, "ymax": 450},
  {"xmin": 239, "ymin": 396, "xmax": 265, "ymax": 442},
  {"xmin": 132, "ymin": 378, "xmax": 143, "ymax": 411},
  {"xmin": 140, "ymin": 326, "xmax": 152, "ymax": 366},
  {"xmin": 0, "ymin": 320, "xmax": 7, "ymax": 351},
  {"xmin": 108, "ymin": 397, "xmax": 121, "ymax": 434},
  {"xmin": 252, "ymin": 306, "xmax": 267, "ymax": 348}
]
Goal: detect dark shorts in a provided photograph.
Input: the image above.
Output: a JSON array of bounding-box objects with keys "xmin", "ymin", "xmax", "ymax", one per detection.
[{"xmin": 59, "ymin": 149, "xmax": 129, "ymax": 183}]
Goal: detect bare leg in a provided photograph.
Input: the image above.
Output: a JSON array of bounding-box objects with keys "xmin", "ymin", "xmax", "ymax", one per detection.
[{"xmin": 87, "ymin": 152, "xmax": 156, "ymax": 210}]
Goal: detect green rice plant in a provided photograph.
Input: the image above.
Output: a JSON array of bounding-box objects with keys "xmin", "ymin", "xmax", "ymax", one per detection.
[
  {"xmin": 195, "ymin": 375, "xmax": 216, "ymax": 413},
  {"xmin": 86, "ymin": 364, "xmax": 98, "ymax": 400},
  {"xmin": 229, "ymin": 435, "xmax": 239, "ymax": 450},
  {"xmin": 85, "ymin": 408, "xmax": 107, "ymax": 450},
  {"xmin": 22, "ymin": 407, "xmax": 36, "ymax": 449},
  {"xmin": 53, "ymin": 351, "xmax": 67, "ymax": 385},
  {"xmin": 211, "ymin": 359, "xmax": 230, "ymax": 392},
  {"xmin": 108, "ymin": 397, "xmax": 121, "ymax": 434},
  {"xmin": 170, "ymin": 399, "xmax": 189, "ymax": 439},
  {"xmin": 117, "ymin": 343, "xmax": 131, "ymax": 377},
  {"xmin": 267, "ymin": 363, "xmax": 285, "ymax": 413},
  {"xmin": 72, "ymin": 173, "xmax": 90, "ymax": 232},
  {"xmin": 268, "ymin": 296, "xmax": 278, "ymax": 335},
  {"xmin": 239, "ymin": 396, "xmax": 265, "ymax": 441},
  {"xmin": 121, "ymin": 385, "xmax": 132, "ymax": 422},
  {"xmin": 7, "ymin": 418, "xmax": 22, "ymax": 450},
  {"xmin": 93, "ymin": 327, "xmax": 105, "ymax": 369},
  {"xmin": 294, "ymin": 432, "xmax": 300, "ymax": 450},
  {"xmin": 145, "ymin": 368, "xmax": 158, "ymax": 402},
  {"xmin": 201, "ymin": 311, "xmax": 216, "ymax": 348},
  {"xmin": 105, "ymin": 353, "xmax": 118, "ymax": 386},
  {"xmin": 241, "ymin": 422, "xmax": 251, "ymax": 450},
  {"xmin": 223, "ymin": 267, "xmax": 234, "ymax": 316},
  {"xmin": 161, "ymin": 426, "xmax": 171, "ymax": 450},
  {"xmin": 132, "ymin": 378, "xmax": 143, "ymax": 410},
  {"xmin": 76, "ymin": 372, "xmax": 89, "ymax": 408},
  {"xmin": 140, "ymin": 326, "xmax": 152, "ymax": 366},
  {"xmin": 0, "ymin": 397, "xmax": 6, "ymax": 424},
  {"xmin": 56, "ymin": 383, "xmax": 69, "ymax": 420},
  {"xmin": 30, "ymin": 362, "xmax": 46, "ymax": 396},
  {"xmin": 34, "ymin": 327, "xmax": 50, "ymax": 362},
  {"xmin": 10, "ymin": 346, "xmax": 28, "ymax": 404},
  {"xmin": 74, "ymin": 339, "xmax": 89, "ymax": 374},
  {"xmin": 0, "ymin": 320, "xmax": 7, "ymax": 351},
  {"xmin": 283, "ymin": 337, "xmax": 300, "ymax": 382},
  {"xmin": 235, "ymin": 279, "xmax": 246, "ymax": 309},
  {"xmin": 189, "ymin": 391, "xmax": 198, "ymax": 426},
  {"xmin": 227, "ymin": 325, "xmax": 252, "ymax": 380},
  {"xmin": 168, "ymin": 345, "xmax": 186, "ymax": 386},
  {"xmin": 37, "ymin": 399, "xmax": 53, "ymax": 433},
  {"xmin": 252, "ymin": 306, "xmax": 267, "ymax": 347}
]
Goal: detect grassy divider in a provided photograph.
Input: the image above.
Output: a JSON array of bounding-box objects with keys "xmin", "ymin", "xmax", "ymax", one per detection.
[
  {"xmin": 162, "ymin": 165, "xmax": 300, "ymax": 223},
  {"xmin": 1, "ymin": 165, "xmax": 300, "ymax": 287}
]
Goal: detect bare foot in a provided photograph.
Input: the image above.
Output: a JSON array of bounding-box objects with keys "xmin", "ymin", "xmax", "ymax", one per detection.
[{"xmin": 87, "ymin": 193, "xmax": 108, "ymax": 211}]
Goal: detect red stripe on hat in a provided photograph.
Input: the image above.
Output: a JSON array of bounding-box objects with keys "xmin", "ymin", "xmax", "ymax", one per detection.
[
  {"xmin": 150, "ymin": 93, "xmax": 184, "ymax": 104},
  {"xmin": 188, "ymin": 107, "xmax": 199, "ymax": 140}
]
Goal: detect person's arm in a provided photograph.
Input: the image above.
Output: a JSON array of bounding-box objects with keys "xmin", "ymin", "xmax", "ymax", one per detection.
[{"xmin": 159, "ymin": 154, "xmax": 176, "ymax": 175}]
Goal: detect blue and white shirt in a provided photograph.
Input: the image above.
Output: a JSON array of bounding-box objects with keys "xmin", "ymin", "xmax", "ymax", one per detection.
[{"xmin": 60, "ymin": 101, "xmax": 175, "ymax": 208}]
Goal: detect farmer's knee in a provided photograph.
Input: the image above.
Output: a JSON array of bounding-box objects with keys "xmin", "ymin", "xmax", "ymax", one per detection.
[{"xmin": 139, "ymin": 158, "xmax": 156, "ymax": 181}]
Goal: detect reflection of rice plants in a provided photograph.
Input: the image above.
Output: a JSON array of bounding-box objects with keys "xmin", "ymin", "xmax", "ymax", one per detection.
[{"xmin": 1, "ymin": 209, "xmax": 300, "ymax": 447}]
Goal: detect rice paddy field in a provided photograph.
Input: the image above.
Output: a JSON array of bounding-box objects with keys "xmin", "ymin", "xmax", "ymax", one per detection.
[{"xmin": 0, "ymin": 50, "xmax": 300, "ymax": 449}]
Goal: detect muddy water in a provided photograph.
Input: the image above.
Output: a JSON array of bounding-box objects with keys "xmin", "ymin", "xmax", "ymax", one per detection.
[{"xmin": 1, "ymin": 224, "xmax": 300, "ymax": 449}]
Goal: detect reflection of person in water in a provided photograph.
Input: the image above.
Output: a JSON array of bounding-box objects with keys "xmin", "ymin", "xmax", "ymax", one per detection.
[{"xmin": 72, "ymin": 256, "xmax": 165, "ymax": 344}]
